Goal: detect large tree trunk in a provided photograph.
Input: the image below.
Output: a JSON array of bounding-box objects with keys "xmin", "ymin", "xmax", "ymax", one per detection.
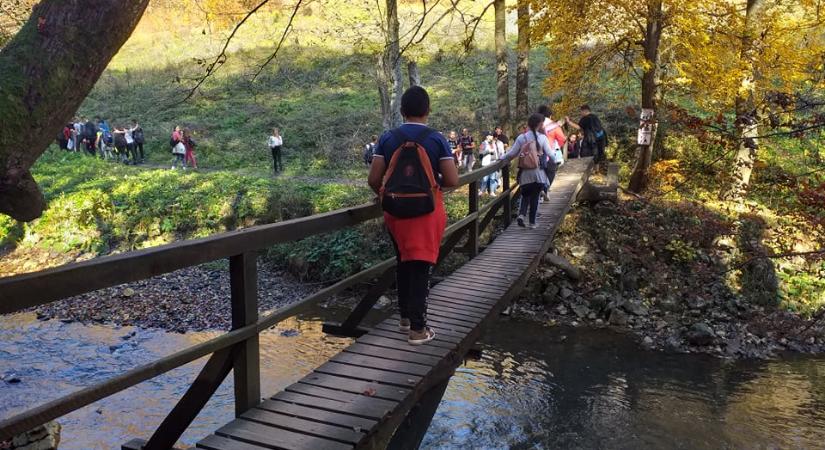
[
  {"xmin": 515, "ymin": 0, "xmax": 530, "ymax": 126},
  {"xmin": 628, "ymin": 0, "xmax": 663, "ymax": 193},
  {"xmin": 0, "ymin": 0, "xmax": 150, "ymax": 221},
  {"xmin": 726, "ymin": 0, "xmax": 764, "ymax": 200},
  {"xmin": 378, "ymin": 0, "xmax": 403, "ymax": 129},
  {"xmin": 494, "ymin": 0, "xmax": 511, "ymax": 133}
]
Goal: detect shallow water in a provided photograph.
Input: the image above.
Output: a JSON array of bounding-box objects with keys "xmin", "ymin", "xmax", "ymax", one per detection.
[{"xmin": 1, "ymin": 313, "xmax": 824, "ymax": 449}]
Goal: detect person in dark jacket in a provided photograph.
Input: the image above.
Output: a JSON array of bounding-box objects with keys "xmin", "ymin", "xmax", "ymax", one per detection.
[
  {"xmin": 567, "ymin": 133, "xmax": 582, "ymax": 159},
  {"xmin": 82, "ymin": 118, "xmax": 97, "ymax": 156},
  {"xmin": 131, "ymin": 120, "xmax": 145, "ymax": 163},
  {"xmin": 566, "ymin": 105, "xmax": 608, "ymax": 163}
]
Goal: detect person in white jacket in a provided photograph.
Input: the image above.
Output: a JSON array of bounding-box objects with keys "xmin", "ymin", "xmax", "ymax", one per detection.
[
  {"xmin": 268, "ymin": 128, "xmax": 283, "ymax": 174},
  {"xmin": 479, "ymin": 133, "xmax": 501, "ymax": 196}
]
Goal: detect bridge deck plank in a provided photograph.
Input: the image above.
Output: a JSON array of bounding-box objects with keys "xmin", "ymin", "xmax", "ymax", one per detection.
[{"xmin": 197, "ymin": 158, "xmax": 593, "ymax": 450}]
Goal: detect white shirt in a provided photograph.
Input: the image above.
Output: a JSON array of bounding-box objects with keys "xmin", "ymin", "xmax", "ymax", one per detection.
[
  {"xmin": 125, "ymin": 129, "xmax": 134, "ymax": 144},
  {"xmin": 268, "ymin": 135, "xmax": 283, "ymax": 147}
]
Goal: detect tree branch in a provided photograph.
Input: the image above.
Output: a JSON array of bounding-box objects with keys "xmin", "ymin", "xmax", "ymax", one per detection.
[
  {"xmin": 251, "ymin": 0, "xmax": 304, "ymax": 81},
  {"xmin": 176, "ymin": 0, "xmax": 272, "ymax": 104}
]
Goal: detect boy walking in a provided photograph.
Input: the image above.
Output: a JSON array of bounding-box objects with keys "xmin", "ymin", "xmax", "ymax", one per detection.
[{"xmin": 367, "ymin": 86, "xmax": 459, "ymax": 345}]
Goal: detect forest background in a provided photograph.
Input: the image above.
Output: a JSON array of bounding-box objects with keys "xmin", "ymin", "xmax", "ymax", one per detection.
[{"xmin": 0, "ymin": 0, "xmax": 823, "ymax": 316}]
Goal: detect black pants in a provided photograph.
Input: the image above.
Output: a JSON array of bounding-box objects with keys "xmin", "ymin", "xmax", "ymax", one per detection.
[
  {"xmin": 128, "ymin": 143, "xmax": 138, "ymax": 163},
  {"xmin": 397, "ymin": 260, "xmax": 431, "ymax": 331},
  {"xmin": 270, "ymin": 146, "xmax": 282, "ymax": 173},
  {"xmin": 519, "ymin": 182, "xmax": 543, "ymax": 225},
  {"xmin": 84, "ymin": 139, "xmax": 96, "ymax": 156},
  {"xmin": 582, "ymin": 139, "xmax": 606, "ymax": 163},
  {"xmin": 543, "ymin": 161, "xmax": 559, "ymax": 193},
  {"xmin": 134, "ymin": 142, "xmax": 144, "ymax": 161}
]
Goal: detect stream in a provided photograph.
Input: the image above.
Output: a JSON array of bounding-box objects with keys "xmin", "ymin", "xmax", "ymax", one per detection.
[{"xmin": 1, "ymin": 312, "xmax": 824, "ymax": 449}]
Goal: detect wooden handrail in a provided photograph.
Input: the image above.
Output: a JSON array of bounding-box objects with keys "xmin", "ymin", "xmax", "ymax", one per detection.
[
  {"xmin": 0, "ymin": 159, "xmax": 511, "ymax": 315},
  {"xmin": 0, "ymin": 157, "xmax": 518, "ymax": 440}
]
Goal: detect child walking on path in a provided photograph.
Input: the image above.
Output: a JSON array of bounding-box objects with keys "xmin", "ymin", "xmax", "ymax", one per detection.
[
  {"xmin": 268, "ymin": 128, "xmax": 283, "ymax": 174},
  {"xmin": 367, "ymin": 86, "xmax": 459, "ymax": 345},
  {"xmin": 503, "ymin": 113, "xmax": 554, "ymax": 229},
  {"xmin": 183, "ymin": 129, "xmax": 198, "ymax": 169}
]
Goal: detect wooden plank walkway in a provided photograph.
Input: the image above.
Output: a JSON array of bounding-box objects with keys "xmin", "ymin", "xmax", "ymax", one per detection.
[{"xmin": 195, "ymin": 158, "xmax": 594, "ymax": 450}]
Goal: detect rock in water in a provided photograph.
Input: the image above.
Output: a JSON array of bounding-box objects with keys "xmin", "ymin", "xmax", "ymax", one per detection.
[
  {"xmin": 686, "ymin": 322, "xmax": 715, "ymax": 346},
  {"xmin": 122, "ymin": 287, "xmax": 135, "ymax": 298},
  {"xmin": 571, "ymin": 303, "xmax": 590, "ymax": 319},
  {"xmin": 642, "ymin": 336, "xmax": 654, "ymax": 350}
]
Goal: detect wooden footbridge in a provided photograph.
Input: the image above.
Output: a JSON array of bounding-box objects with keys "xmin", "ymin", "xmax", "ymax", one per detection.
[{"xmin": 0, "ymin": 157, "xmax": 602, "ymax": 449}]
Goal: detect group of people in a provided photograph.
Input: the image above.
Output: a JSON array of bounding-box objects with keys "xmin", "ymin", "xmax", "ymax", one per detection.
[
  {"xmin": 57, "ymin": 117, "xmax": 146, "ymax": 164},
  {"xmin": 366, "ymin": 85, "xmax": 608, "ymax": 345}
]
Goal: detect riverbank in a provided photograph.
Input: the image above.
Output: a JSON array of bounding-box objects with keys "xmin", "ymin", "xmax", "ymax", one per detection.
[
  {"xmin": 31, "ymin": 259, "xmax": 315, "ymax": 332},
  {"xmin": 512, "ymin": 198, "xmax": 825, "ymax": 359}
]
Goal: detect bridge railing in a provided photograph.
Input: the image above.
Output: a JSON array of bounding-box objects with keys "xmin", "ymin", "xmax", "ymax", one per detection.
[{"xmin": 0, "ymin": 158, "xmax": 519, "ymax": 446}]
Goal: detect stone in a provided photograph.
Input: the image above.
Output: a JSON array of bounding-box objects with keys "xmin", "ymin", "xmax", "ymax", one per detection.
[
  {"xmin": 587, "ymin": 312, "xmax": 597, "ymax": 320},
  {"xmin": 664, "ymin": 335, "xmax": 684, "ymax": 353},
  {"xmin": 375, "ymin": 296, "xmax": 391, "ymax": 309},
  {"xmin": 623, "ymin": 300, "xmax": 649, "ymax": 316},
  {"xmin": 642, "ymin": 336, "xmax": 654, "ymax": 350},
  {"xmin": 588, "ymin": 293, "xmax": 608, "ymax": 311},
  {"xmin": 121, "ymin": 287, "xmax": 135, "ymax": 298},
  {"xmin": 595, "ymin": 319, "xmax": 604, "ymax": 326},
  {"xmin": 571, "ymin": 303, "xmax": 590, "ymax": 319},
  {"xmin": 543, "ymin": 253, "xmax": 582, "ymax": 280},
  {"xmin": 556, "ymin": 305, "xmax": 569, "ymax": 316},
  {"xmin": 686, "ymin": 322, "xmax": 715, "ymax": 346},
  {"xmin": 543, "ymin": 284, "xmax": 560, "ymax": 303},
  {"xmin": 620, "ymin": 272, "xmax": 639, "ymax": 292},
  {"xmin": 608, "ymin": 309, "xmax": 629, "ymax": 326},
  {"xmin": 560, "ymin": 287, "xmax": 574, "ymax": 300}
]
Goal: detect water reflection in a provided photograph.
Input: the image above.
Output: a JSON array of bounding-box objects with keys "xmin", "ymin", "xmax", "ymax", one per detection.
[
  {"xmin": 2, "ymin": 314, "xmax": 824, "ymax": 449},
  {"xmin": 423, "ymin": 319, "xmax": 825, "ymax": 449}
]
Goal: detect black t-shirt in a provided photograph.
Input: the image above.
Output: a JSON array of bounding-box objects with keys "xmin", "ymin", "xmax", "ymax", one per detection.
[
  {"xmin": 447, "ymin": 138, "xmax": 458, "ymax": 151},
  {"xmin": 578, "ymin": 114, "xmax": 605, "ymax": 142},
  {"xmin": 458, "ymin": 135, "xmax": 474, "ymax": 151},
  {"xmin": 494, "ymin": 132, "xmax": 509, "ymax": 146}
]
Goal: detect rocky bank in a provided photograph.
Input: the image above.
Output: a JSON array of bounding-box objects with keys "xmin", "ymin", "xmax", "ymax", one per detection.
[{"xmin": 511, "ymin": 199, "xmax": 825, "ymax": 359}]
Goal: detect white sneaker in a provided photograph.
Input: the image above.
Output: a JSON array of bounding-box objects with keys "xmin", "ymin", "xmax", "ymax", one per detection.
[
  {"xmin": 517, "ymin": 215, "xmax": 525, "ymax": 227},
  {"xmin": 490, "ymin": 192, "xmax": 497, "ymax": 197},
  {"xmin": 528, "ymin": 223, "xmax": 538, "ymax": 229}
]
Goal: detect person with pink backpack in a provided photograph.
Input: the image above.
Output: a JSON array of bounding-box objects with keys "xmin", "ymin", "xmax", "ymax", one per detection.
[{"xmin": 502, "ymin": 113, "xmax": 555, "ymax": 229}]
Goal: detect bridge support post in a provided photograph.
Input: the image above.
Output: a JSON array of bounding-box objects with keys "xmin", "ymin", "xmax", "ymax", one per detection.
[
  {"xmin": 502, "ymin": 163, "xmax": 512, "ymax": 227},
  {"xmin": 386, "ymin": 378, "xmax": 451, "ymax": 450},
  {"xmin": 230, "ymin": 252, "xmax": 261, "ymax": 416},
  {"xmin": 468, "ymin": 181, "xmax": 479, "ymax": 258}
]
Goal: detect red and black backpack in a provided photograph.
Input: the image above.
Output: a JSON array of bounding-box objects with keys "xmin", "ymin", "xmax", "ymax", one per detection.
[{"xmin": 380, "ymin": 127, "xmax": 439, "ymax": 218}]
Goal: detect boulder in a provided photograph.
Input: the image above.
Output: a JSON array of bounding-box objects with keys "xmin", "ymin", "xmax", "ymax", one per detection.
[
  {"xmin": 686, "ymin": 322, "xmax": 715, "ymax": 346},
  {"xmin": 641, "ymin": 336, "xmax": 654, "ymax": 350},
  {"xmin": 559, "ymin": 287, "xmax": 574, "ymax": 300},
  {"xmin": 588, "ymin": 293, "xmax": 608, "ymax": 311}
]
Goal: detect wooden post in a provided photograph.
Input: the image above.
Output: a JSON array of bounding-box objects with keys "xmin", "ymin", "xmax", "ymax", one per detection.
[
  {"xmin": 502, "ymin": 163, "xmax": 512, "ymax": 226},
  {"xmin": 468, "ymin": 181, "xmax": 479, "ymax": 257},
  {"xmin": 229, "ymin": 252, "xmax": 260, "ymax": 416}
]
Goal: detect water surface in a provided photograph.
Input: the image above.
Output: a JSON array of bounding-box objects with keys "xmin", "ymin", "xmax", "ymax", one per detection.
[{"xmin": 2, "ymin": 314, "xmax": 824, "ymax": 449}]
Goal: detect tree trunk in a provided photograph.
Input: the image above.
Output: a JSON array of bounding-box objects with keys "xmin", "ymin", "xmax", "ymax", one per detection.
[
  {"xmin": 494, "ymin": 0, "xmax": 511, "ymax": 133},
  {"xmin": 378, "ymin": 0, "xmax": 403, "ymax": 129},
  {"xmin": 0, "ymin": 0, "xmax": 150, "ymax": 221},
  {"xmin": 726, "ymin": 0, "xmax": 764, "ymax": 200},
  {"xmin": 628, "ymin": 0, "xmax": 663, "ymax": 193},
  {"xmin": 515, "ymin": 0, "xmax": 530, "ymax": 125},
  {"xmin": 408, "ymin": 59, "xmax": 421, "ymax": 87}
]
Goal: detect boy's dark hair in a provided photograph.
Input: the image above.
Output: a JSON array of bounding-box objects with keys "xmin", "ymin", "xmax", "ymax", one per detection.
[
  {"xmin": 537, "ymin": 105, "xmax": 551, "ymax": 116},
  {"xmin": 371, "ymin": 134, "xmax": 378, "ymax": 141},
  {"xmin": 580, "ymin": 104, "xmax": 591, "ymax": 112},
  {"xmin": 400, "ymin": 86, "xmax": 430, "ymax": 118}
]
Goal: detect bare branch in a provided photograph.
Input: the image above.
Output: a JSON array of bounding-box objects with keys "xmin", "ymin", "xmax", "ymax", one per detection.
[
  {"xmin": 251, "ymin": 0, "xmax": 304, "ymax": 81},
  {"xmin": 176, "ymin": 0, "xmax": 272, "ymax": 104}
]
